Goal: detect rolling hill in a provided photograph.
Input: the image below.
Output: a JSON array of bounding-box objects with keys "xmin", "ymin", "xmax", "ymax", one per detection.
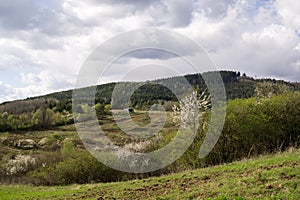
[{"xmin": 0, "ymin": 70, "xmax": 299, "ymax": 115}]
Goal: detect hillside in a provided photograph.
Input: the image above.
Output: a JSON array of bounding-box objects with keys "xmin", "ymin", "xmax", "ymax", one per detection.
[
  {"xmin": 0, "ymin": 71, "xmax": 299, "ymax": 193},
  {"xmin": 0, "ymin": 148, "xmax": 299, "ymax": 199},
  {"xmin": 0, "ymin": 71, "xmax": 299, "ymax": 115}
]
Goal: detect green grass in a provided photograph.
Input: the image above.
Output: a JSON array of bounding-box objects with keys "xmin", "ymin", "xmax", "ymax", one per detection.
[{"xmin": 0, "ymin": 149, "xmax": 299, "ymax": 200}]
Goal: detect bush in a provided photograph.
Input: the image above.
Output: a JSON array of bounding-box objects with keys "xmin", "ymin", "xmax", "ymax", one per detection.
[
  {"xmin": 205, "ymin": 92, "xmax": 300, "ymax": 165},
  {"xmin": 30, "ymin": 141, "xmax": 126, "ymax": 185},
  {"xmin": 165, "ymin": 92, "xmax": 300, "ymax": 172}
]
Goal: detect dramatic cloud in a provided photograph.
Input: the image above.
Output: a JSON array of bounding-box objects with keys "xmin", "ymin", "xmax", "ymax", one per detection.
[
  {"xmin": 0, "ymin": 0, "xmax": 299, "ymax": 102},
  {"xmin": 179, "ymin": 0, "xmax": 300, "ymax": 80}
]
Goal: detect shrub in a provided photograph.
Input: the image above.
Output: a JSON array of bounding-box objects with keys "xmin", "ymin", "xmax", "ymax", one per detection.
[{"xmin": 30, "ymin": 141, "xmax": 126, "ymax": 185}]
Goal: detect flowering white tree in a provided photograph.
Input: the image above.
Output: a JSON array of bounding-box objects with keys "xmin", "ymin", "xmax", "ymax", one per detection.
[
  {"xmin": 2, "ymin": 155, "xmax": 36, "ymax": 175},
  {"xmin": 171, "ymin": 90, "xmax": 211, "ymax": 131}
]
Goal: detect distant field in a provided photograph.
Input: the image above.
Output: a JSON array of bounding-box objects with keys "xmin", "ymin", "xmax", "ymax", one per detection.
[{"xmin": 0, "ymin": 149, "xmax": 299, "ymax": 200}]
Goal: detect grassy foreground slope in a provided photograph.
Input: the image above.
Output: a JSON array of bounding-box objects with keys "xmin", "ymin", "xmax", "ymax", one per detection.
[{"xmin": 0, "ymin": 149, "xmax": 299, "ymax": 200}]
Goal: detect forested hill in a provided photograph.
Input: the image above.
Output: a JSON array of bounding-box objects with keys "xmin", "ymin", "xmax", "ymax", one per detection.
[{"xmin": 0, "ymin": 70, "xmax": 299, "ymax": 114}]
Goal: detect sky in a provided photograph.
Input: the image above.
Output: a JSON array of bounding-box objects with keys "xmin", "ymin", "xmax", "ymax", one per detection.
[{"xmin": 0, "ymin": 0, "xmax": 299, "ymax": 103}]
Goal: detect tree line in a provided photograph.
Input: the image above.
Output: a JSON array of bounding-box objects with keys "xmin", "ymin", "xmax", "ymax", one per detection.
[{"xmin": 0, "ymin": 71, "xmax": 299, "ymax": 131}]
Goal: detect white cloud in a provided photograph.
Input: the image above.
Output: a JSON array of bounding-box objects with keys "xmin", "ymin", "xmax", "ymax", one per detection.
[
  {"xmin": 177, "ymin": 0, "xmax": 300, "ymax": 80},
  {"xmin": 0, "ymin": 0, "xmax": 299, "ymax": 103},
  {"xmin": 148, "ymin": 0, "xmax": 194, "ymax": 27},
  {"xmin": 0, "ymin": 81, "xmax": 15, "ymax": 103},
  {"xmin": 274, "ymin": 0, "xmax": 300, "ymax": 32},
  {"xmin": 0, "ymin": 70, "xmax": 74, "ymax": 103}
]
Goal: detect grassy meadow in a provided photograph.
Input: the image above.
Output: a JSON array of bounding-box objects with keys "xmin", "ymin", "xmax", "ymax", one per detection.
[{"xmin": 0, "ymin": 148, "xmax": 299, "ymax": 199}]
